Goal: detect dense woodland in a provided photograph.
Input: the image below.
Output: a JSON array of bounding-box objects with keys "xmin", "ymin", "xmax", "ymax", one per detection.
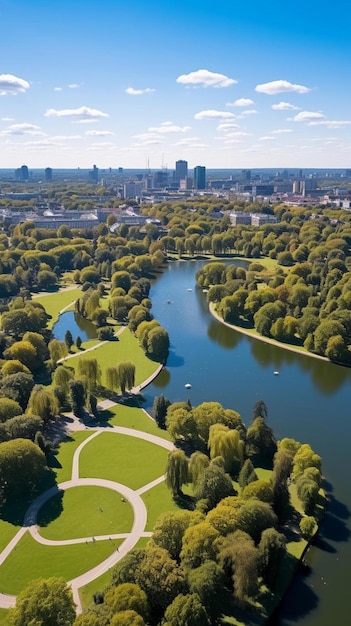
[{"xmin": 0, "ymin": 192, "xmax": 334, "ymax": 624}]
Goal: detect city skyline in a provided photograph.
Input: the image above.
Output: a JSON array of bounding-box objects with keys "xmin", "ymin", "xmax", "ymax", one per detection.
[{"xmin": 1, "ymin": 0, "xmax": 350, "ymax": 170}]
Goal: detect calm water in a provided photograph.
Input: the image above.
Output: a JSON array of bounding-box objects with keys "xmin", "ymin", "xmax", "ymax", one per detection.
[
  {"xmin": 143, "ymin": 260, "xmax": 351, "ymax": 626},
  {"xmin": 53, "ymin": 310, "xmax": 97, "ymax": 342}
]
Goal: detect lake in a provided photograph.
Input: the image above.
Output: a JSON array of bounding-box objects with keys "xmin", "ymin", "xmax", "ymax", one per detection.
[
  {"xmin": 143, "ymin": 260, "xmax": 351, "ymax": 626},
  {"xmin": 52, "ymin": 310, "xmax": 97, "ymax": 342}
]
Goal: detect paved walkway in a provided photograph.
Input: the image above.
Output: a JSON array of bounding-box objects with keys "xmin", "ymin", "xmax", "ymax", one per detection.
[{"xmin": 0, "ymin": 425, "xmax": 174, "ymax": 613}]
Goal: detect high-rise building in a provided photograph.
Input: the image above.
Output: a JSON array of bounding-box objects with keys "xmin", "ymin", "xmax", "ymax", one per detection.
[
  {"xmin": 15, "ymin": 164, "xmax": 29, "ymax": 181},
  {"xmin": 194, "ymin": 166, "xmax": 206, "ymax": 190},
  {"xmin": 88, "ymin": 164, "xmax": 99, "ymax": 183},
  {"xmin": 45, "ymin": 167, "xmax": 53, "ymax": 181},
  {"xmin": 175, "ymin": 159, "xmax": 188, "ymax": 184}
]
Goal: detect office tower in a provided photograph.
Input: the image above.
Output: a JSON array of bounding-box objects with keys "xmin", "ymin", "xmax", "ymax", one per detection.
[
  {"xmin": 15, "ymin": 164, "xmax": 29, "ymax": 181},
  {"xmin": 242, "ymin": 169, "xmax": 251, "ymax": 182},
  {"xmin": 194, "ymin": 166, "xmax": 206, "ymax": 190},
  {"xmin": 45, "ymin": 167, "xmax": 53, "ymax": 181},
  {"xmin": 175, "ymin": 159, "xmax": 188, "ymax": 184},
  {"xmin": 88, "ymin": 164, "xmax": 99, "ymax": 183}
]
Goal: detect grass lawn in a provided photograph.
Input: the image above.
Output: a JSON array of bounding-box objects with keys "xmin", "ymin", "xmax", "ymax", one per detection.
[
  {"xmin": 79, "ymin": 536, "xmax": 151, "ymax": 610},
  {"xmin": 38, "ymin": 486, "xmax": 133, "ymax": 539},
  {"xmin": 142, "ymin": 481, "xmax": 180, "ymax": 531},
  {"xmin": 0, "ymin": 533, "xmax": 118, "ymax": 594},
  {"xmin": 33, "ymin": 288, "xmax": 82, "ymax": 327},
  {"xmin": 106, "ymin": 404, "xmax": 171, "ymax": 442},
  {"xmin": 62, "ymin": 327, "xmax": 160, "ymax": 387},
  {"xmin": 0, "ymin": 520, "xmax": 20, "ymax": 552},
  {"xmin": 79, "ymin": 432, "xmax": 167, "ymax": 490},
  {"xmin": 0, "ymin": 609, "xmax": 9, "ymax": 624},
  {"xmin": 53, "ymin": 431, "xmax": 92, "ymax": 484}
]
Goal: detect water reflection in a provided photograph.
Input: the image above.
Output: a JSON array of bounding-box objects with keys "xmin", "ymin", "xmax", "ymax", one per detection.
[
  {"xmin": 207, "ymin": 319, "xmax": 243, "ymax": 349},
  {"xmin": 53, "ymin": 310, "xmax": 97, "ymax": 342}
]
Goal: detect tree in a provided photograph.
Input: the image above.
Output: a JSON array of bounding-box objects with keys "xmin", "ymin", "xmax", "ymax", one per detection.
[
  {"xmin": 104, "ymin": 583, "xmax": 149, "ymax": 622},
  {"xmin": 5, "ymin": 414, "xmax": 43, "ymax": 442},
  {"xmin": 53, "ymin": 366, "xmax": 74, "ymax": 399},
  {"xmin": 27, "ymin": 385, "xmax": 59, "ymax": 423},
  {"xmin": 146, "ymin": 325, "xmax": 170, "ymax": 362},
  {"xmin": 219, "ymin": 530, "xmax": 259, "ymax": 606},
  {"xmin": 165, "ymin": 449, "xmax": 189, "ymax": 496},
  {"xmin": 152, "ymin": 394, "xmax": 171, "ymax": 429},
  {"xmin": 117, "ymin": 361, "xmax": 135, "ymax": 393},
  {"xmin": 64, "ymin": 330, "xmax": 74, "ymax": 351},
  {"xmin": 110, "ymin": 611, "xmax": 145, "ymax": 626},
  {"xmin": 164, "ymin": 593, "xmax": 210, "ymax": 626},
  {"xmin": 0, "ymin": 398, "xmax": 23, "ymax": 423},
  {"xmin": 194, "ymin": 462, "xmax": 235, "ymax": 510},
  {"xmin": 188, "ymin": 561, "xmax": 224, "ymax": 614},
  {"xmin": 7, "ymin": 576, "xmax": 76, "ymax": 626},
  {"xmin": 242, "ymin": 479, "xmax": 273, "ymax": 503},
  {"xmin": 106, "ymin": 366, "xmax": 120, "ymax": 393},
  {"xmin": 1, "ymin": 359, "xmax": 30, "ymax": 376},
  {"xmin": 4, "ymin": 340, "xmax": 39, "ymax": 372},
  {"xmin": 166, "ymin": 407, "xmax": 198, "ymax": 445},
  {"xmin": 291, "ymin": 443, "xmax": 322, "ymax": 481},
  {"xmin": 76, "ymin": 336, "xmax": 82, "ymax": 349},
  {"xmin": 0, "ymin": 438, "xmax": 47, "ymax": 503},
  {"xmin": 138, "ymin": 545, "xmax": 186, "ymax": 614},
  {"xmin": 49, "ymin": 339, "xmax": 68, "ymax": 366},
  {"xmin": 300, "ymin": 516, "xmax": 317, "ymax": 538},
  {"xmin": 151, "ymin": 510, "xmax": 203, "ymax": 561},
  {"xmin": 23, "ymin": 331, "xmax": 49, "ymax": 361},
  {"xmin": 77, "ymin": 358, "xmax": 101, "ymax": 390},
  {"xmin": 258, "ymin": 528, "xmax": 286, "ymax": 588},
  {"xmin": 235, "ymin": 499, "xmax": 277, "ymax": 543},
  {"xmin": 0, "ymin": 372, "xmax": 35, "ymax": 410},
  {"xmin": 69, "ymin": 380, "xmax": 86, "ymax": 417},
  {"xmin": 180, "ymin": 521, "xmax": 222, "ymax": 570},
  {"xmin": 188, "ymin": 451, "xmax": 210, "ymax": 488},
  {"xmin": 238, "ymin": 458, "xmax": 258, "ymax": 491},
  {"xmin": 208, "ymin": 424, "xmax": 244, "ymax": 474},
  {"xmin": 246, "ymin": 416, "xmax": 277, "ymax": 463}
]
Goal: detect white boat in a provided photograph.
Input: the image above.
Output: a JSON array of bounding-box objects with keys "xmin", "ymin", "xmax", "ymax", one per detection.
[
  {"xmin": 185, "ymin": 383, "xmax": 192, "ymax": 389},
  {"xmin": 187, "ymin": 288, "xmax": 192, "ymax": 292},
  {"xmin": 273, "ymin": 371, "xmax": 279, "ymax": 376}
]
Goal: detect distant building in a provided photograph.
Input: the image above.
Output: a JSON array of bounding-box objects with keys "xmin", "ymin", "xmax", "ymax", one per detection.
[
  {"xmin": 88, "ymin": 164, "xmax": 99, "ymax": 183},
  {"xmin": 45, "ymin": 167, "xmax": 53, "ymax": 181},
  {"xmin": 242, "ymin": 169, "xmax": 251, "ymax": 182},
  {"xmin": 15, "ymin": 165, "xmax": 29, "ymax": 181},
  {"xmin": 251, "ymin": 213, "xmax": 277, "ymax": 226},
  {"xmin": 175, "ymin": 160, "xmax": 188, "ymax": 184},
  {"xmin": 229, "ymin": 211, "xmax": 252, "ymax": 226},
  {"xmin": 194, "ymin": 166, "xmax": 206, "ymax": 190}
]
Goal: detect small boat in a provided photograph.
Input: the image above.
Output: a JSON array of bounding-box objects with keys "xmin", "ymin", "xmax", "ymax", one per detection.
[
  {"xmin": 185, "ymin": 383, "xmax": 192, "ymax": 389},
  {"xmin": 167, "ymin": 300, "xmax": 171, "ymax": 304},
  {"xmin": 273, "ymin": 371, "xmax": 279, "ymax": 376},
  {"xmin": 187, "ymin": 288, "xmax": 192, "ymax": 292}
]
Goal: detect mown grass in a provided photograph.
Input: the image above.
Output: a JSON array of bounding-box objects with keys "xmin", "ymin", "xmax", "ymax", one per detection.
[
  {"xmin": 107, "ymin": 403, "xmax": 172, "ymax": 442},
  {"xmin": 0, "ymin": 533, "xmax": 117, "ymax": 594},
  {"xmin": 0, "ymin": 520, "xmax": 20, "ymax": 552},
  {"xmin": 62, "ymin": 327, "xmax": 160, "ymax": 387},
  {"xmin": 0, "ymin": 608, "xmax": 9, "ymax": 624},
  {"xmin": 142, "ymin": 481, "xmax": 181, "ymax": 531},
  {"xmin": 53, "ymin": 431, "xmax": 92, "ymax": 484},
  {"xmin": 79, "ymin": 536, "xmax": 151, "ymax": 610},
  {"xmin": 38, "ymin": 486, "xmax": 133, "ymax": 539},
  {"xmin": 78, "ymin": 432, "xmax": 168, "ymax": 490},
  {"xmin": 33, "ymin": 288, "xmax": 82, "ymax": 327}
]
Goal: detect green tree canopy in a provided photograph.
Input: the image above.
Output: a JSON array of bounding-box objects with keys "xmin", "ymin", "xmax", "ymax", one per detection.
[{"xmin": 7, "ymin": 576, "xmax": 76, "ymax": 626}]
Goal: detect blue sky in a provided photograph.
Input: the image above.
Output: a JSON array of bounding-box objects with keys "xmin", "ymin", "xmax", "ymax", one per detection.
[{"xmin": 1, "ymin": 0, "xmax": 350, "ymax": 170}]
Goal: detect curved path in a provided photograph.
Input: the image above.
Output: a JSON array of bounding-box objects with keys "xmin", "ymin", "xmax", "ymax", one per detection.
[{"xmin": 0, "ymin": 425, "xmax": 174, "ymax": 613}]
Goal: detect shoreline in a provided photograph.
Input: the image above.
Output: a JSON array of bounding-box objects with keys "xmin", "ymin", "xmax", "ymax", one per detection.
[{"xmin": 209, "ymin": 302, "xmax": 330, "ymax": 363}]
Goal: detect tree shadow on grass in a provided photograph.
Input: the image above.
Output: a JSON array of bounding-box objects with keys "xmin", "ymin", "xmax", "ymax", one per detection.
[
  {"xmin": 36, "ymin": 491, "xmax": 64, "ymax": 527},
  {"xmin": 0, "ymin": 469, "xmax": 59, "ymax": 526},
  {"xmin": 173, "ymin": 492, "xmax": 195, "ymax": 511}
]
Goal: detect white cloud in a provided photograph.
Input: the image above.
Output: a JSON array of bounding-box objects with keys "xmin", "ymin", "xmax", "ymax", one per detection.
[
  {"xmin": 216, "ymin": 122, "xmax": 240, "ymax": 131},
  {"xmin": 272, "ymin": 101, "xmax": 300, "ymax": 110},
  {"xmin": 259, "ymin": 136, "xmax": 275, "ymax": 141},
  {"xmin": 44, "ymin": 106, "xmax": 108, "ymax": 119},
  {"xmin": 1, "ymin": 117, "xmax": 14, "ymax": 121},
  {"xmin": 176, "ymin": 69, "xmax": 237, "ymax": 88},
  {"xmin": 148, "ymin": 121, "xmax": 191, "ymax": 133},
  {"xmin": 226, "ymin": 131, "xmax": 251, "ymax": 138},
  {"xmin": 272, "ymin": 128, "xmax": 293, "ymax": 134},
  {"xmin": 194, "ymin": 110, "xmax": 235, "ymax": 120},
  {"xmin": 255, "ymin": 80, "xmax": 311, "ymax": 95},
  {"xmin": 227, "ymin": 98, "xmax": 254, "ymax": 107},
  {"xmin": 292, "ymin": 111, "xmax": 326, "ymax": 122},
  {"xmin": 0, "ymin": 74, "xmax": 30, "ymax": 96},
  {"xmin": 54, "ymin": 86, "xmax": 62, "ymax": 92},
  {"xmin": 308, "ymin": 120, "xmax": 351, "ymax": 128},
  {"xmin": 68, "ymin": 83, "xmax": 80, "ymax": 89},
  {"xmin": 240, "ymin": 109, "xmax": 257, "ymax": 116},
  {"xmin": 86, "ymin": 130, "xmax": 114, "ymax": 136},
  {"xmin": 1, "ymin": 123, "xmax": 45, "ymax": 136},
  {"xmin": 125, "ymin": 86, "xmax": 155, "ymax": 95},
  {"xmin": 50, "ymin": 135, "xmax": 82, "ymax": 140}
]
